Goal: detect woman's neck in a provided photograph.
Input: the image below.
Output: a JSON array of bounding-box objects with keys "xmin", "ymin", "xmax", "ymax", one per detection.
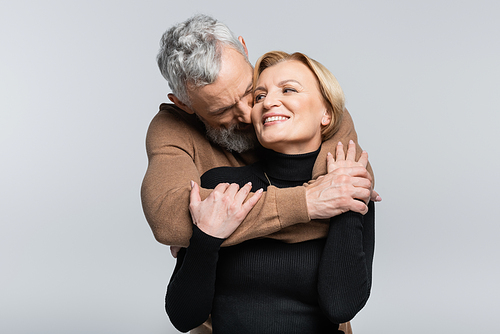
[{"xmin": 260, "ymin": 146, "xmax": 321, "ymax": 184}]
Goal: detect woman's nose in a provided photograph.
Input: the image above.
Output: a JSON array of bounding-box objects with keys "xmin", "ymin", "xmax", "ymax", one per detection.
[{"xmin": 263, "ymin": 93, "xmax": 282, "ymax": 109}]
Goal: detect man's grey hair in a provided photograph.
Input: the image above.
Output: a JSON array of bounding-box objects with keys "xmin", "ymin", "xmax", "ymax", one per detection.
[{"xmin": 157, "ymin": 14, "xmax": 249, "ymax": 106}]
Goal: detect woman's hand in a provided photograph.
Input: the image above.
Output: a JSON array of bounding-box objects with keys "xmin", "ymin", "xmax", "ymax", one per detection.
[
  {"xmin": 327, "ymin": 140, "xmax": 381, "ymax": 203},
  {"xmin": 189, "ymin": 181, "xmax": 263, "ymax": 239},
  {"xmin": 327, "ymin": 140, "xmax": 368, "ymax": 172}
]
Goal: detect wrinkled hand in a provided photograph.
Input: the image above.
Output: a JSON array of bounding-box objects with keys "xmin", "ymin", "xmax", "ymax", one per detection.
[
  {"xmin": 306, "ymin": 141, "xmax": 374, "ymax": 219},
  {"xmin": 189, "ymin": 181, "xmax": 263, "ymax": 239}
]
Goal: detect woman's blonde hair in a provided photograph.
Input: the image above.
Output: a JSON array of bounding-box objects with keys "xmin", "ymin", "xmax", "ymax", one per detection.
[{"xmin": 253, "ymin": 51, "xmax": 345, "ymax": 141}]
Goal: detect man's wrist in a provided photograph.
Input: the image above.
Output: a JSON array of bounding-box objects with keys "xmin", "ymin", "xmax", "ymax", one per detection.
[{"xmin": 274, "ymin": 186, "xmax": 311, "ymax": 227}]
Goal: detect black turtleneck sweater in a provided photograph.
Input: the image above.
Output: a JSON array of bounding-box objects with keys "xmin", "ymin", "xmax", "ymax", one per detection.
[{"xmin": 166, "ymin": 147, "xmax": 375, "ymax": 334}]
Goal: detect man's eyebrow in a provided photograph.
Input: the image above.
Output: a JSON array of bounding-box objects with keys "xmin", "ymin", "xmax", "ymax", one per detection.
[
  {"xmin": 209, "ymin": 82, "xmax": 253, "ymax": 115},
  {"xmin": 242, "ymin": 82, "xmax": 253, "ymax": 96},
  {"xmin": 210, "ymin": 104, "xmax": 233, "ymax": 115}
]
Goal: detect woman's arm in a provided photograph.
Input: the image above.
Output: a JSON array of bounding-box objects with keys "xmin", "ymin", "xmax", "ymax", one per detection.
[
  {"xmin": 317, "ymin": 203, "xmax": 375, "ymax": 323},
  {"xmin": 165, "ymin": 182, "xmax": 262, "ymax": 332},
  {"xmin": 316, "ymin": 142, "xmax": 376, "ymax": 323},
  {"xmin": 166, "ymin": 225, "xmax": 224, "ymax": 332}
]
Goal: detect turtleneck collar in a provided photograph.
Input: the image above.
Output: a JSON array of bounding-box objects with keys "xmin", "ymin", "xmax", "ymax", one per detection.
[{"xmin": 259, "ymin": 146, "xmax": 321, "ymax": 184}]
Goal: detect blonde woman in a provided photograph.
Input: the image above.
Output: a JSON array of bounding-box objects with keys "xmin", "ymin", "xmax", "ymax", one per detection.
[{"xmin": 166, "ymin": 51, "xmax": 375, "ymax": 334}]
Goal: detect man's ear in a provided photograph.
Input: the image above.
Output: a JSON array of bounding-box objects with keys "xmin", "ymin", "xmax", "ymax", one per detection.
[
  {"xmin": 238, "ymin": 36, "xmax": 249, "ymax": 58},
  {"xmin": 168, "ymin": 93, "xmax": 195, "ymax": 114}
]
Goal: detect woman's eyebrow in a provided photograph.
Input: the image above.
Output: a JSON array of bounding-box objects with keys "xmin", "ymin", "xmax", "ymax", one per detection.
[
  {"xmin": 277, "ymin": 79, "xmax": 302, "ymax": 87},
  {"xmin": 254, "ymin": 79, "xmax": 303, "ymax": 93}
]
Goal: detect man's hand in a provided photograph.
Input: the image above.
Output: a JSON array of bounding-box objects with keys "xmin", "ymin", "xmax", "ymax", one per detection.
[
  {"xmin": 306, "ymin": 141, "xmax": 374, "ymax": 219},
  {"xmin": 189, "ymin": 181, "xmax": 263, "ymax": 239}
]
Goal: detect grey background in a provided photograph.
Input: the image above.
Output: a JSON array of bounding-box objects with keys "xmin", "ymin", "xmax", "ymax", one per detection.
[{"xmin": 1, "ymin": 0, "xmax": 499, "ymax": 333}]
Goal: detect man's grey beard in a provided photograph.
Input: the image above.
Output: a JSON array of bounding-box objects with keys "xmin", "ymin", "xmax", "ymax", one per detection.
[{"xmin": 203, "ymin": 122, "xmax": 257, "ymax": 153}]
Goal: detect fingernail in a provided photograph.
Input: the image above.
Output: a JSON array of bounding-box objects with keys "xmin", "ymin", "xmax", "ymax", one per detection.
[
  {"xmin": 338, "ymin": 141, "xmax": 342, "ymax": 145},
  {"xmin": 190, "ymin": 180, "xmax": 194, "ymax": 188},
  {"xmin": 376, "ymin": 195, "xmax": 382, "ymax": 201},
  {"xmin": 327, "ymin": 152, "xmax": 332, "ymax": 156},
  {"xmin": 247, "ymin": 182, "xmax": 252, "ymax": 186},
  {"xmin": 256, "ymin": 188, "xmax": 263, "ymax": 194},
  {"xmin": 349, "ymin": 139, "xmax": 354, "ymax": 144}
]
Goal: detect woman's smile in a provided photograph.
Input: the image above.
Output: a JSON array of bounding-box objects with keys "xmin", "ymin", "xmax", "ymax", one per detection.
[{"xmin": 262, "ymin": 114, "xmax": 290, "ymax": 125}]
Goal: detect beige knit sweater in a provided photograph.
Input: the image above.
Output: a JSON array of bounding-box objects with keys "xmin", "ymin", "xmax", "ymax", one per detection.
[{"xmin": 141, "ymin": 103, "xmax": 373, "ymax": 248}]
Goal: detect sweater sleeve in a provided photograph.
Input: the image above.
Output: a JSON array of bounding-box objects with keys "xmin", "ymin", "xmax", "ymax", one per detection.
[
  {"xmin": 141, "ymin": 106, "xmax": 310, "ymax": 247},
  {"xmin": 141, "ymin": 105, "xmax": 368, "ymax": 247},
  {"xmin": 165, "ymin": 225, "xmax": 225, "ymax": 332},
  {"xmin": 311, "ymin": 108, "xmax": 374, "ymax": 182},
  {"xmin": 317, "ymin": 201, "xmax": 375, "ymax": 324},
  {"xmin": 141, "ymin": 107, "xmax": 210, "ymax": 247}
]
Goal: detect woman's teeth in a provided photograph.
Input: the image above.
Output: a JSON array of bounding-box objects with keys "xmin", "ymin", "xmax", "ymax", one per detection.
[{"xmin": 264, "ymin": 116, "xmax": 288, "ymax": 123}]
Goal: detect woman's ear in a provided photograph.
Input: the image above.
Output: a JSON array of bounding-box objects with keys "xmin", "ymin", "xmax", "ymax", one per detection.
[{"xmin": 321, "ymin": 110, "xmax": 332, "ymax": 126}]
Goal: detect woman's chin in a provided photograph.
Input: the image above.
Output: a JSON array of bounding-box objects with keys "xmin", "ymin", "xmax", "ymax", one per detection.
[
  {"xmin": 258, "ymin": 141, "xmax": 290, "ymax": 154},
  {"xmin": 259, "ymin": 142, "xmax": 277, "ymax": 151}
]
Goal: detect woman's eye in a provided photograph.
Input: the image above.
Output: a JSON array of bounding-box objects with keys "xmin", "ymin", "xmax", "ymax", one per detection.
[
  {"xmin": 283, "ymin": 87, "xmax": 297, "ymax": 94},
  {"xmin": 255, "ymin": 94, "xmax": 265, "ymax": 103}
]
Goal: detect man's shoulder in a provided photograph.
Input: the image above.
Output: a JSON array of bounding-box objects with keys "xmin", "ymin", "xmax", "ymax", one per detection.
[
  {"xmin": 152, "ymin": 103, "xmax": 205, "ymax": 133},
  {"xmin": 145, "ymin": 103, "xmax": 209, "ymax": 152},
  {"xmin": 146, "ymin": 103, "xmax": 257, "ymax": 167}
]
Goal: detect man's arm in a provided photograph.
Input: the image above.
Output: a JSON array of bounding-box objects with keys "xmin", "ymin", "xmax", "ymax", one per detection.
[
  {"xmin": 312, "ymin": 108, "xmax": 374, "ymax": 181},
  {"xmin": 141, "ymin": 105, "xmax": 311, "ymax": 247},
  {"xmin": 141, "ymin": 105, "xmax": 372, "ymax": 247},
  {"xmin": 305, "ymin": 109, "xmax": 376, "ymax": 219}
]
